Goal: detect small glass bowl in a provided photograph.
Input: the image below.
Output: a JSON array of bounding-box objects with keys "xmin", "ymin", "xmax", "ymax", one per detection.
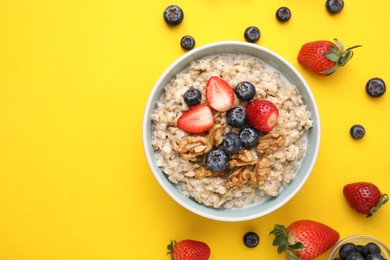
[{"xmin": 328, "ymin": 234, "xmax": 390, "ymax": 260}]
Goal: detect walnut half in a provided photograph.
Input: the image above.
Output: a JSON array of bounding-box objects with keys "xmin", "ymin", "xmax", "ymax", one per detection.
[
  {"xmin": 256, "ymin": 130, "xmax": 285, "ymax": 155},
  {"xmin": 228, "ymin": 149, "xmax": 258, "ymax": 169},
  {"xmin": 224, "ymin": 158, "xmax": 270, "ymax": 190},
  {"xmin": 173, "ymin": 125, "xmax": 224, "ymax": 161}
]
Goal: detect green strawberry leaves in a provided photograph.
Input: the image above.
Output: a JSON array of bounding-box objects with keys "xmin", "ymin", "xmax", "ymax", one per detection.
[
  {"xmin": 270, "ymin": 224, "xmax": 305, "ymax": 258},
  {"xmin": 321, "ymin": 38, "xmax": 362, "ymax": 75}
]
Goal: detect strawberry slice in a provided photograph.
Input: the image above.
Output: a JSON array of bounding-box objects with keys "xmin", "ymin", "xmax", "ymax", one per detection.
[
  {"xmin": 205, "ymin": 76, "xmax": 234, "ymax": 112},
  {"xmin": 177, "ymin": 104, "xmax": 214, "ymax": 134}
]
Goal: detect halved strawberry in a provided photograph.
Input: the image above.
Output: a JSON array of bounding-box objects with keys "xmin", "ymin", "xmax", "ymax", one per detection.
[
  {"xmin": 205, "ymin": 76, "xmax": 234, "ymax": 112},
  {"xmin": 246, "ymin": 99, "xmax": 279, "ymax": 132},
  {"xmin": 177, "ymin": 104, "xmax": 214, "ymax": 134}
]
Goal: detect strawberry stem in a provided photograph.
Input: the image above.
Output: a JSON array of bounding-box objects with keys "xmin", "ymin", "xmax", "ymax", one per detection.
[
  {"xmin": 321, "ymin": 38, "xmax": 362, "ymax": 75},
  {"xmin": 367, "ymin": 193, "xmax": 389, "ymax": 217}
]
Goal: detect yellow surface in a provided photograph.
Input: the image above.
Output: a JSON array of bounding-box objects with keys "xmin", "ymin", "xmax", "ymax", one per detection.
[{"xmin": 0, "ymin": 0, "xmax": 389, "ymax": 259}]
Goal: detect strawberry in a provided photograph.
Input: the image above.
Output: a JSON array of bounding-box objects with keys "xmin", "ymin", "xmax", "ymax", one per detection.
[
  {"xmin": 205, "ymin": 76, "xmax": 234, "ymax": 112},
  {"xmin": 167, "ymin": 239, "xmax": 210, "ymax": 260},
  {"xmin": 177, "ymin": 104, "xmax": 214, "ymax": 134},
  {"xmin": 297, "ymin": 38, "xmax": 361, "ymax": 76},
  {"xmin": 270, "ymin": 220, "xmax": 340, "ymax": 260},
  {"xmin": 343, "ymin": 182, "xmax": 389, "ymax": 217},
  {"xmin": 245, "ymin": 99, "xmax": 278, "ymax": 132}
]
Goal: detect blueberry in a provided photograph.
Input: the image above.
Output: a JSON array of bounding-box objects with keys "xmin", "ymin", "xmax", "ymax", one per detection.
[
  {"xmin": 276, "ymin": 7, "xmax": 291, "ymax": 22},
  {"xmin": 326, "ymin": 0, "xmax": 344, "ymax": 14},
  {"xmin": 222, "ymin": 132, "xmax": 242, "ymax": 155},
  {"xmin": 244, "ymin": 26, "xmax": 261, "ymax": 43},
  {"xmin": 227, "ymin": 107, "xmax": 247, "ymax": 128},
  {"xmin": 243, "ymin": 231, "xmax": 259, "ymax": 248},
  {"xmin": 339, "ymin": 242, "xmax": 356, "ymax": 259},
  {"xmin": 356, "ymin": 245, "xmax": 368, "ymax": 257},
  {"xmin": 183, "ymin": 88, "xmax": 201, "ymax": 107},
  {"xmin": 180, "ymin": 35, "xmax": 195, "ymax": 50},
  {"xmin": 345, "ymin": 252, "xmax": 364, "ymax": 260},
  {"xmin": 163, "ymin": 5, "xmax": 184, "ymax": 25},
  {"xmin": 239, "ymin": 127, "xmax": 259, "ymax": 148},
  {"xmin": 350, "ymin": 124, "xmax": 365, "ymax": 140},
  {"xmin": 366, "ymin": 254, "xmax": 386, "ymax": 260},
  {"xmin": 366, "ymin": 77, "xmax": 386, "ymax": 97},
  {"xmin": 365, "ymin": 242, "xmax": 381, "ymax": 255},
  {"xmin": 235, "ymin": 81, "xmax": 256, "ymax": 101},
  {"xmin": 206, "ymin": 149, "xmax": 228, "ymax": 172}
]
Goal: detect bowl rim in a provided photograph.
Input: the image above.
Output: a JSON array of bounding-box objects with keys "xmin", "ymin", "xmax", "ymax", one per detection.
[
  {"xmin": 328, "ymin": 234, "xmax": 390, "ymax": 259},
  {"xmin": 142, "ymin": 41, "xmax": 321, "ymax": 221}
]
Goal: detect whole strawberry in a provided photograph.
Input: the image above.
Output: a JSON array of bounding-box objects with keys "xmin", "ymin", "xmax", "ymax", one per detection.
[
  {"xmin": 270, "ymin": 220, "xmax": 339, "ymax": 260},
  {"xmin": 343, "ymin": 182, "xmax": 389, "ymax": 217},
  {"xmin": 297, "ymin": 38, "xmax": 361, "ymax": 76},
  {"xmin": 246, "ymin": 99, "xmax": 278, "ymax": 132},
  {"xmin": 167, "ymin": 239, "xmax": 210, "ymax": 260}
]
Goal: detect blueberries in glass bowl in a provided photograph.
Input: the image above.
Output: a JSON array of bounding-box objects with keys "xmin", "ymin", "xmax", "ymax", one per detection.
[{"xmin": 328, "ymin": 235, "xmax": 390, "ymax": 260}]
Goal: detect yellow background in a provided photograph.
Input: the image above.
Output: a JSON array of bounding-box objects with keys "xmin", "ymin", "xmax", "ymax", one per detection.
[{"xmin": 1, "ymin": 0, "xmax": 389, "ymax": 259}]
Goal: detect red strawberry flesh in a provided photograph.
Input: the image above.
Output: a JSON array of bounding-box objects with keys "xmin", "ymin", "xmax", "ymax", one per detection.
[
  {"xmin": 168, "ymin": 239, "xmax": 210, "ymax": 260},
  {"xmin": 287, "ymin": 220, "xmax": 340, "ymax": 260},
  {"xmin": 205, "ymin": 76, "xmax": 234, "ymax": 112},
  {"xmin": 177, "ymin": 104, "xmax": 214, "ymax": 134},
  {"xmin": 270, "ymin": 220, "xmax": 339, "ymax": 260},
  {"xmin": 343, "ymin": 182, "xmax": 388, "ymax": 217},
  {"xmin": 297, "ymin": 40, "xmax": 337, "ymax": 76},
  {"xmin": 246, "ymin": 99, "xmax": 278, "ymax": 132}
]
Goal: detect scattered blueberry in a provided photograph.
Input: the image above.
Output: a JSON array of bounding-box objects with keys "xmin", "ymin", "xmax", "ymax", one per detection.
[
  {"xmin": 227, "ymin": 107, "xmax": 248, "ymax": 128},
  {"xmin": 183, "ymin": 88, "xmax": 201, "ymax": 107},
  {"xmin": 365, "ymin": 242, "xmax": 382, "ymax": 255},
  {"xmin": 243, "ymin": 232, "xmax": 260, "ymax": 248},
  {"xmin": 345, "ymin": 252, "xmax": 364, "ymax": 260},
  {"xmin": 163, "ymin": 5, "xmax": 184, "ymax": 25},
  {"xmin": 244, "ymin": 26, "xmax": 261, "ymax": 43},
  {"xmin": 276, "ymin": 7, "xmax": 291, "ymax": 22},
  {"xmin": 366, "ymin": 78, "xmax": 386, "ymax": 97},
  {"xmin": 222, "ymin": 132, "xmax": 242, "ymax": 155},
  {"xmin": 350, "ymin": 124, "xmax": 365, "ymax": 140},
  {"xmin": 235, "ymin": 81, "xmax": 256, "ymax": 101},
  {"xmin": 326, "ymin": 0, "xmax": 344, "ymax": 14},
  {"xmin": 180, "ymin": 35, "xmax": 195, "ymax": 50},
  {"xmin": 239, "ymin": 127, "xmax": 259, "ymax": 148},
  {"xmin": 339, "ymin": 243, "xmax": 356, "ymax": 259},
  {"xmin": 206, "ymin": 149, "xmax": 229, "ymax": 172}
]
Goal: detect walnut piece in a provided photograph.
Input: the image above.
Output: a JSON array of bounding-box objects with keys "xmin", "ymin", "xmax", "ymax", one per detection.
[
  {"xmin": 173, "ymin": 136, "xmax": 209, "ymax": 161},
  {"xmin": 194, "ymin": 167, "xmax": 225, "ymax": 179},
  {"xmin": 225, "ymin": 158, "xmax": 270, "ymax": 190},
  {"xmin": 228, "ymin": 149, "xmax": 258, "ymax": 169},
  {"xmin": 256, "ymin": 130, "xmax": 286, "ymax": 155},
  {"xmin": 251, "ymin": 157, "xmax": 270, "ymax": 187},
  {"xmin": 224, "ymin": 167, "xmax": 252, "ymax": 190},
  {"xmin": 207, "ymin": 124, "xmax": 224, "ymax": 147},
  {"xmin": 173, "ymin": 125, "xmax": 224, "ymax": 161}
]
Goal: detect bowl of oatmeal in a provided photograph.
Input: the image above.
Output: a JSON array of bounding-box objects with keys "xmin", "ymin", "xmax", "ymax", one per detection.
[{"xmin": 143, "ymin": 41, "xmax": 320, "ymax": 221}]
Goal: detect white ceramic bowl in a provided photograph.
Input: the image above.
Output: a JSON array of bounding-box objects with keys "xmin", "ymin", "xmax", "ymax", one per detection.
[
  {"xmin": 142, "ymin": 41, "xmax": 320, "ymax": 221},
  {"xmin": 328, "ymin": 235, "xmax": 390, "ymax": 260}
]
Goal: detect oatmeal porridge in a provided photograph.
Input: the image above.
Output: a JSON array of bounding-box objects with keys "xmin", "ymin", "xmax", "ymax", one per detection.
[{"xmin": 151, "ymin": 54, "xmax": 313, "ymax": 209}]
